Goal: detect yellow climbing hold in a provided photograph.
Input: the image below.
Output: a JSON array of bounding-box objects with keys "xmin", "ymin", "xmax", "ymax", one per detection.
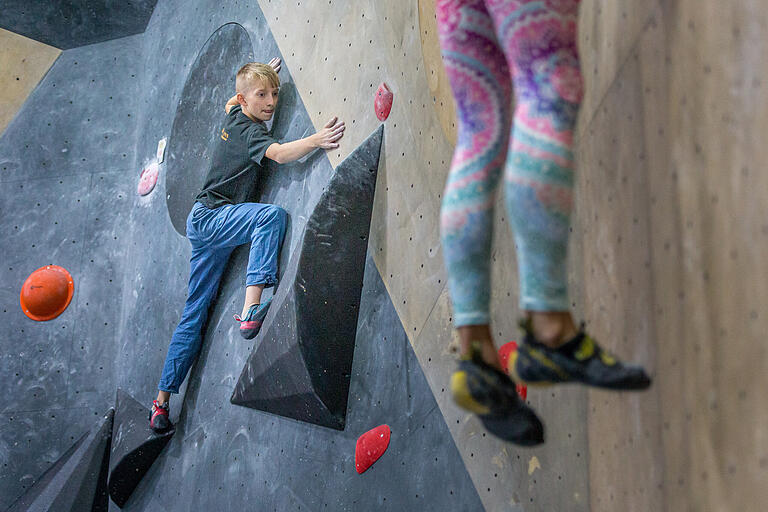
[{"xmin": 528, "ymin": 455, "xmax": 541, "ymax": 475}]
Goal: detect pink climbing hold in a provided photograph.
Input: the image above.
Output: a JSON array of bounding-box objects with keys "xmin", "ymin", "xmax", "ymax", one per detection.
[
  {"xmin": 137, "ymin": 162, "xmax": 160, "ymax": 196},
  {"xmin": 355, "ymin": 424, "xmax": 391, "ymax": 474},
  {"xmin": 374, "ymin": 83, "xmax": 393, "ymax": 121},
  {"xmin": 498, "ymin": 341, "xmax": 528, "ymax": 400}
]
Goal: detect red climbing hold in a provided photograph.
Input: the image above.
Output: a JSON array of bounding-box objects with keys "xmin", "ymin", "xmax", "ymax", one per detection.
[
  {"xmin": 498, "ymin": 341, "xmax": 528, "ymax": 400},
  {"xmin": 19, "ymin": 265, "xmax": 75, "ymax": 321},
  {"xmin": 137, "ymin": 162, "xmax": 160, "ymax": 196},
  {"xmin": 355, "ymin": 424, "xmax": 391, "ymax": 474},
  {"xmin": 374, "ymin": 83, "xmax": 393, "ymax": 121}
]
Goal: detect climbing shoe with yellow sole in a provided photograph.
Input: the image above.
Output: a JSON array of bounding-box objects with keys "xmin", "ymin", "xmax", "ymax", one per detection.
[
  {"xmin": 451, "ymin": 343, "xmax": 544, "ymax": 446},
  {"xmin": 509, "ymin": 318, "xmax": 651, "ymax": 391}
]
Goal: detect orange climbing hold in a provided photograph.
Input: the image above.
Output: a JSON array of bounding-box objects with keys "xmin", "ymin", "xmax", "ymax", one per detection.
[
  {"xmin": 355, "ymin": 424, "xmax": 391, "ymax": 474},
  {"xmin": 19, "ymin": 265, "xmax": 74, "ymax": 321},
  {"xmin": 498, "ymin": 341, "xmax": 528, "ymax": 400}
]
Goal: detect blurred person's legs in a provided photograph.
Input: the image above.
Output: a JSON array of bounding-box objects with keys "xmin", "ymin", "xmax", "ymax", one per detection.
[
  {"xmin": 438, "ymin": 0, "xmax": 513, "ymax": 367},
  {"xmin": 484, "ymin": 0, "xmax": 650, "ymax": 389},
  {"xmin": 437, "ymin": 0, "xmax": 544, "ymax": 446},
  {"xmin": 486, "ymin": 0, "xmax": 582, "ymax": 345}
]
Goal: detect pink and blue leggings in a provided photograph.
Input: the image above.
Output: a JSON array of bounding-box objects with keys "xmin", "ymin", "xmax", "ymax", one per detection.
[{"xmin": 437, "ymin": 0, "xmax": 583, "ymax": 326}]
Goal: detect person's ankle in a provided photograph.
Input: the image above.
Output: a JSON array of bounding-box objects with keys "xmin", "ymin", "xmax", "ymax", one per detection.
[
  {"xmin": 241, "ymin": 302, "xmax": 260, "ymax": 318},
  {"xmin": 528, "ymin": 312, "xmax": 578, "ymax": 348},
  {"xmin": 456, "ymin": 326, "xmax": 502, "ymax": 371},
  {"xmin": 457, "ymin": 325, "xmax": 491, "ymax": 353}
]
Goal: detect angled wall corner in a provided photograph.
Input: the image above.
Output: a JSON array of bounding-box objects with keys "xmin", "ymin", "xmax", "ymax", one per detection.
[{"xmin": 5, "ymin": 408, "xmax": 113, "ymax": 512}]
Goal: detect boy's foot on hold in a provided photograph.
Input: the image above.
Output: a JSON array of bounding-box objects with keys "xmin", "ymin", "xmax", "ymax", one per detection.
[
  {"xmin": 509, "ymin": 318, "xmax": 652, "ymax": 390},
  {"xmin": 234, "ymin": 297, "xmax": 272, "ymax": 339},
  {"xmin": 450, "ymin": 343, "xmax": 544, "ymax": 446},
  {"xmin": 149, "ymin": 400, "xmax": 172, "ymax": 432}
]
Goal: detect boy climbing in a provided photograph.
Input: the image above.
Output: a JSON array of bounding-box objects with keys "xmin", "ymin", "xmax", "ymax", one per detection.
[
  {"xmin": 436, "ymin": 0, "xmax": 651, "ymax": 445},
  {"xmin": 150, "ymin": 58, "xmax": 346, "ymax": 432}
]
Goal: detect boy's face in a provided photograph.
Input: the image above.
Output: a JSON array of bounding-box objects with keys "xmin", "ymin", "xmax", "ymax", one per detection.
[{"xmin": 239, "ymin": 78, "xmax": 279, "ymax": 122}]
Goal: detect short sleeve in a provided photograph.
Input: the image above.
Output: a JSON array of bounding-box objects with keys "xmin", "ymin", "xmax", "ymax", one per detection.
[{"xmin": 248, "ymin": 122, "xmax": 278, "ymax": 165}]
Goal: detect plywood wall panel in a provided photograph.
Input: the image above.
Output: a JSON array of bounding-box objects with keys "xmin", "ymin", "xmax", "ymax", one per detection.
[
  {"xmin": 0, "ymin": 28, "xmax": 60, "ymax": 137},
  {"xmin": 577, "ymin": 0, "xmax": 659, "ymax": 133},
  {"xmin": 575, "ymin": 17, "xmax": 664, "ymax": 508},
  {"xmin": 654, "ymin": 1, "xmax": 768, "ymax": 509},
  {"xmin": 578, "ymin": 0, "xmax": 768, "ymax": 509},
  {"xmin": 259, "ymin": 0, "xmax": 452, "ymax": 344}
]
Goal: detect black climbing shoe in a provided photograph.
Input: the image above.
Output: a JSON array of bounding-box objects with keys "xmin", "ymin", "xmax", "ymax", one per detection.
[
  {"xmin": 149, "ymin": 400, "xmax": 172, "ymax": 433},
  {"xmin": 450, "ymin": 343, "xmax": 544, "ymax": 446},
  {"xmin": 509, "ymin": 318, "xmax": 652, "ymax": 391}
]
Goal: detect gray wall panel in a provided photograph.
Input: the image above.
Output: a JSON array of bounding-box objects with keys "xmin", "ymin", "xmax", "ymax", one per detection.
[{"xmin": 0, "ymin": 1, "xmax": 158, "ymax": 50}]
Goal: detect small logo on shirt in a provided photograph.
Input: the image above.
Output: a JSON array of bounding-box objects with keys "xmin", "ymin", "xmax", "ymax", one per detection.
[{"xmin": 220, "ymin": 128, "xmax": 229, "ymax": 141}]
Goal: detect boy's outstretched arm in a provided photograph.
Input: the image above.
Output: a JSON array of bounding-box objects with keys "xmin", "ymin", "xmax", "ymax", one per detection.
[{"xmin": 265, "ymin": 117, "xmax": 345, "ymax": 164}]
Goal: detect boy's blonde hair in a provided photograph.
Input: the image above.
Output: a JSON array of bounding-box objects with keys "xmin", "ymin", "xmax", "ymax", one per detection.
[{"xmin": 236, "ymin": 62, "xmax": 280, "ymax": 94}]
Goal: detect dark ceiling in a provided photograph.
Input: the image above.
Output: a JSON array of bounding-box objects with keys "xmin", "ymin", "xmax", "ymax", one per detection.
[{"xmin": 0, "ymin": 0, "xmax": 159, "ymax": 50}]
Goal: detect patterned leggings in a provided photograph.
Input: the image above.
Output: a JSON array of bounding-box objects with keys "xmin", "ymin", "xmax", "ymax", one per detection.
[{"xmin": 437, "ymin": 0, "xmax": 583, "ymax": 326}]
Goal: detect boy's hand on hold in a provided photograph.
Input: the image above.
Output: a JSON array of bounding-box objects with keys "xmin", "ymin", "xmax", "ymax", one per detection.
[
  {"xmin": 268, "ymin": 57, "xmax": 281, "ymax": 74},
  {"xmin": 313, "ymin": 117, "xmax": 345, "ymax": 150}
]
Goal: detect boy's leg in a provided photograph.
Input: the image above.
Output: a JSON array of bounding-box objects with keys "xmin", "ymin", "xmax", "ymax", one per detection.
[
  {"xmin": 200, "ymin": 202, "xmax": 287, "ymax": 337},
  {"xmin": 244, "ymin": 205, "xmax": 287, "ymax": 290},
  {"xmin": 157, "ymin": 243, "xmax": 233, "ymax": 395},
  {"xmin": 204, "ymin": 202, "xmax": 288, "ymax": 291},
  {"xmin": 242, "ymin": 284, "xmax": 265, "ymax": 318}
]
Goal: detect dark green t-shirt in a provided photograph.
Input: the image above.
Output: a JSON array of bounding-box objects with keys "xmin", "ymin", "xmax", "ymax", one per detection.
[{"xmin": 195, "ymin": 104, "xmax": 278, "ymax": 209}]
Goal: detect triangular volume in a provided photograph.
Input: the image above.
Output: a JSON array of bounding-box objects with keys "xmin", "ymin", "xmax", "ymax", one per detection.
[
  {"xmin": 107, "ymin": 389, "xmax": 175, "ymax": 508},
  {"xmin": 6, "ymin": 408, "xmax": 114, "ymax": 512},
  {"xmin": 231, "ymin": 126, "xmax": 384, "ymax": 430}
]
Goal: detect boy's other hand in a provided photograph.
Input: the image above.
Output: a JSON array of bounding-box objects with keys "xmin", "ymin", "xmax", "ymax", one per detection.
[
  {"xmin": 268, "ymin": 57, "xmax": 282, "ymax": 74},
  {"xmin": 314, "ymin": 117, "xmax": 345, "ymax": 150}
]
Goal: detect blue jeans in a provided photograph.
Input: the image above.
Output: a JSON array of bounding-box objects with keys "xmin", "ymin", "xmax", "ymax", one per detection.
[{"xmin": 158, "ymin": 201, "xmax": 287, "ymax": 393}]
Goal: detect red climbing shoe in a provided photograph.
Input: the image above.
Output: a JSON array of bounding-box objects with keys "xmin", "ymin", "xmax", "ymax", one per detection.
[{"xmin": 149, "ymin": 400, "xmax": 172, "ymax": 433}]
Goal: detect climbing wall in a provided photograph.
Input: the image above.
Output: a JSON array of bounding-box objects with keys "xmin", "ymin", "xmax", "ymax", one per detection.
[
  {"xmin": 0, "ymin": 0, "xmax": 483, "ymax": 509},
  {"xmin": 2, "ymin": 0, "xmax": 768, "ymax": 510}
]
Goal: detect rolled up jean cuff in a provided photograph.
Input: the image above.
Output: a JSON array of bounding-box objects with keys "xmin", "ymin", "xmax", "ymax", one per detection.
[{"xmin": 246, "ymin": 273, "xmax": 278, "ymax": 288}]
